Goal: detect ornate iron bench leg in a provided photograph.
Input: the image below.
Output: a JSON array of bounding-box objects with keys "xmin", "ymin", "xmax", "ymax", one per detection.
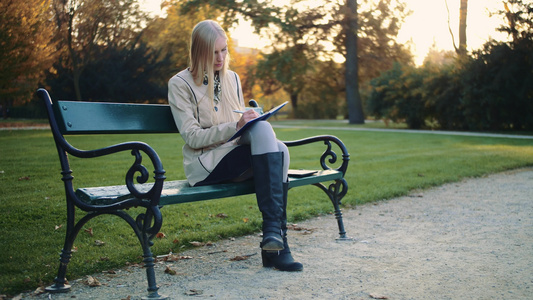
[
  {"xmin": 46, "ymin": 207, "xmax": 168, "ymax": 299},
  {"xmin": 46, "ymin": 206, "xmax": 98, "ymax": 293},
  {"xmin": 314, "ymin": 179, "xmax": 353, "ymax": 241},
  {"xmin": 45, "ymin": 248, "xmax": 72, "ymax": 293},
  {"xmin": 127, "ymin": 210, "xmax": 169, "ymax": 300}
]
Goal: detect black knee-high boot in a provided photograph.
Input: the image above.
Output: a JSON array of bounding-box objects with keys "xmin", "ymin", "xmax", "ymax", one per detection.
[
  {"xmin": 253, "ymin": 152, "xmax": 284, "ymax": 251},
  {"xmin": 261, "ymin": 182, "xmax": 304, "ymax": 271}
]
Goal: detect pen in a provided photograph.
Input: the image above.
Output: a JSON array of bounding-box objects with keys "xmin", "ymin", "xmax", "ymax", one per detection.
[{"xmin": 233, "ymin": 110, "xmax": 245, "ymax": 113}]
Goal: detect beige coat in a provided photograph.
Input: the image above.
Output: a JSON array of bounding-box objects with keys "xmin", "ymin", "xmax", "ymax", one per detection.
[{"xmin": 168, "ymin": 69, "xmax": 244, "ymax": 186}]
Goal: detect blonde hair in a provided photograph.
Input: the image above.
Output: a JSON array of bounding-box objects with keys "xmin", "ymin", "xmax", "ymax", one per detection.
[{"xmin": 189, "ymin": 20, "xmax": 241, "ymax": 125}]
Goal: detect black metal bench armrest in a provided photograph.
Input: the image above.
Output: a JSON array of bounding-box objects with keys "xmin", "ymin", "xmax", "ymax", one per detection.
[
  {"xmin": 283, "ymin": 135, "xmax": 350, "ymax": 176},
  {"xmin": 37, "ymin": 89, "xmax": 166, "ymax": 213},
  {"xmin": 66, "ymin": 141, "xmax": 166, "ymax": 207}
]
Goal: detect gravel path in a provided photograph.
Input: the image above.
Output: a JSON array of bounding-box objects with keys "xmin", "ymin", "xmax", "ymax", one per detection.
[{"xmin": 20, "ymin": 168, "xmax": 532, "ymax": 299}]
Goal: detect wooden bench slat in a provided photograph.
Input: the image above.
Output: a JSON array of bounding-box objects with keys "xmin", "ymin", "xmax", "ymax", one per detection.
[
  {"xmin": 287, "ymin": 169, "xmax": 343, "ymax": 188},
  {"xmin": 76, "ymin": 169, "xmax": 343, "ymax": 206}
]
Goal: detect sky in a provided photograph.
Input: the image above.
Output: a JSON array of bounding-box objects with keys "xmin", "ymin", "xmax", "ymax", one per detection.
[{"xmin": 141, "ymin": 0, "xmax": 509, "ymax": 65}]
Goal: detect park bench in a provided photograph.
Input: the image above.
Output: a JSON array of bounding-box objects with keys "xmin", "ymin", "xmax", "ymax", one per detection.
[{"xmin": 37, "ymin": 88, "xmax": 350, "ymax": 299}]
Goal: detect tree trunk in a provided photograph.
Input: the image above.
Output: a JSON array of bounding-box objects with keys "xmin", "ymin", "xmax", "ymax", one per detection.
[
  {"xmin": 67, "ymin": 5, "xmax": 83, "ymax": 100},
  {"xmin": 73, "ymin": 68, "xmax": 82, "ymax": 100},
  {"xmin": 1, "ymin": 99, "xmax": 8, "ymax": 119},
  {"xmin": 458, "ymin": 0, "xmax": 468, "ymax": 55},
  {"xmin": 290, "ymin": 93, "xmax": 298, "ymax": 111},
  {"xmin": 503, "ymin": 2, "xmax": 519, "ymax": 43},
  {"xmin": 346, "ymin": 0, "xmax": 365, "ymax": 124}
]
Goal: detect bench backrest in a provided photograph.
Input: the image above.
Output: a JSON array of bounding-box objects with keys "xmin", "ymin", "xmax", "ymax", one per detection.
[{"xmin": 53, "ymin": 100, "xmax": 178, "ymax": 135}]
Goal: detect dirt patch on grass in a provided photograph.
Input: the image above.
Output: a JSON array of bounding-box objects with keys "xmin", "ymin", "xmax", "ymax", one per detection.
[{"xmin": 0, "ymin": 121, "xmax": 48, "ymax": 129}]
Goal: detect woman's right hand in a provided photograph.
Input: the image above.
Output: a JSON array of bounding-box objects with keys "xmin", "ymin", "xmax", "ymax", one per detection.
[{"xmin": 236, "ymin": 109, "xmax": 260, "ymax": 130}]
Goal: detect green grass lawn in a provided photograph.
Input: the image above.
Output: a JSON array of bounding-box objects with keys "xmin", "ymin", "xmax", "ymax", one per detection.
[{"xmin": 1, "ymin": 125, "xmax": 532, "ymax": 296}]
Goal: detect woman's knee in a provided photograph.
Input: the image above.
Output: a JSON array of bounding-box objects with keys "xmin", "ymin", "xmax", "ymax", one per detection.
[
  {"xmin": 249, "ymin": 121, "xmax": 275, "ymax": 135},
  {"xmin": 277, "ymin": 140, "xmax": 290, "ymax": 169},
  {"xmin": 277, "ymin": 140, "xmax": 288, "ymax": 155}
]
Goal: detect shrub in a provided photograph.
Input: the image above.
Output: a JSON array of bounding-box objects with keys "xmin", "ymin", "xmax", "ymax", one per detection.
[{"xmin": 366, "ymin": 63, "xmax": 428, "ymax": 129}]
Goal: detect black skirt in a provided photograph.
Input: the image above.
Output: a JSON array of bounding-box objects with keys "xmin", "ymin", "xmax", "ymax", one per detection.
[{"xmin": 194, "ymin": 145, "xmax": 252, "ymax": 186}]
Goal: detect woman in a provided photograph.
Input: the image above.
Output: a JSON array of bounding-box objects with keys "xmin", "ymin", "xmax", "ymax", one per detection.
[{"xmin": 168, "ymin": 20, "xmax": 302, "ymax": 272}]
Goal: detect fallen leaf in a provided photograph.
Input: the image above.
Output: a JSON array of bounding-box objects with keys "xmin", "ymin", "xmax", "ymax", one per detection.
[
  {"xmin": 173, "ymin": 239, "xmax": 180, "ymax": 244},
  {"xmin": 18, "ymin": 176, "xmax": 30, "ymax": 181},
  {"xmin": 287, "ymin": 224, "xmax": 302, "ymax": 230},
  {"xmin": 164, "ymin": 266, "xmax": 177, "ymax": 275},
  {"xmin": 189, "ymin": 241, "xmax": 204, "ymax": 247},
  {"xmin": 164, "ymin": 254, "xmax": 180, "ymax": 262},
  {"xmin": 99, "ymin": 257, "xmax": 109, "ymax": 261},
  {"xmin": 84, "ymin": 228, "xmax": 94, "ymax": 236},
  {"xmin": 166, "ymin": 254, "xmax": 191, "ymax": 261},
  {"xmin": 120, "ymin": 296, "xmax": 131, "ymax": 300},
  {"xmin": 85, "ymin": 276, "xmax": 101, "ymax": 287},
  {"xmin": 54, "ymin": 224, "xmax": 62, "ymax": 230},
  {"xmin": 287, "ymin": 224, "xmax": 315, "ymax": 234},
  {"xmin": 32, "ymin": 286, "xmax": 45, "ymax": 295},
  {"xmin": 185, "ymin": 289, "xmax": 203, "ymax": 296},
  {"xmin": 216, "ymin": 213, "xmax": 228, "ymax": 218},
  {"xmin": 157, "ymin": 252, "xmax": 172, "ymax": 258},
  {"xmin": 369, "ymin": 294, "xmax": 389, "ymax": 299},
  {"xmin": 156, "ymin": 232, "xmax": 166, "ymax": 239},
  {"xmin": 230, "ymin": 255, "xmax": 250, "ymax": 261},
  {"xmin": 408, "ymin": 193, "xmax": 424, "ymax": 198},
  {"xmin": 243, "ymin": 218, "xmax": 249, "ymax": 223},
  {"xmin": 94, "ymin": 240, "xmax": 105, "ymax": 246}
]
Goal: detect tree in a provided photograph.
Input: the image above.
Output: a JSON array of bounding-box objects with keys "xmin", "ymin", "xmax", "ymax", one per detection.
[
  {"xmin": 345, "ymin": 0, "xmax": 365, "ymax": 124},
  {"xmin": 299, "ymin": 59, "xmax": 345, "ymax": 119},
  {"xmin": 0, "ymin": 0, "xmax": 56, "ymax": 118},
  {"xmin": 249, "ymin": 3, "xmax": 332, "ymax": 112},
  {"xmin": 445, "ymin": 0, "xmax": 468, "ymax": 55},
  {"xmin": 334, "ymin": 0, "xmax": 412, "ymax": 80},
  {"xmin": 47, "ymin": 41, "xmax": 171, "ymax": 102},
  {"xmin": 333, "ymin": 0, "xmax": 411, "ymax": 122},
  {"xmin": 50, "ymin": 0, "xmax": 149, "ymax": 100},
  {"xmin": 497, "ymin": 0, "xmax": 533, "ymax": 44},
  {"xmin": 458, "ymin": 0, "xmax": 468, "ymax": 55},
  {"xmin": 144, "ymin": 1, "xmax": 226, "ymax": 73},
  {"xmin": 255, "ymin": 45, "xmax": 314, "ymax": 112}
]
